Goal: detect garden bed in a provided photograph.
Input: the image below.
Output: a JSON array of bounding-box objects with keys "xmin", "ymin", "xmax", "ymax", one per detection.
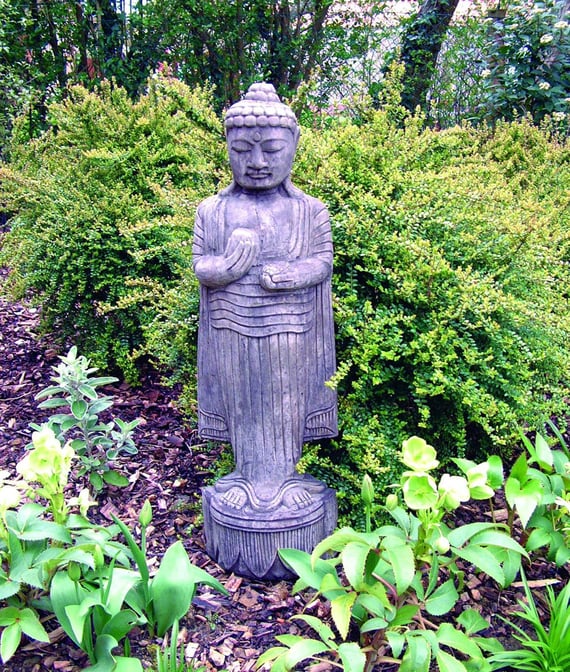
[{"xmin": 0, "ymin": 271, "xmax": 566, "ymax": 671}]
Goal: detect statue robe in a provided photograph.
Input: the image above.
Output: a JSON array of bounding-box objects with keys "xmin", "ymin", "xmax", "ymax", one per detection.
[{"xmin": 193, "ymin": 183, "xmax": 337, "ymax": 490}]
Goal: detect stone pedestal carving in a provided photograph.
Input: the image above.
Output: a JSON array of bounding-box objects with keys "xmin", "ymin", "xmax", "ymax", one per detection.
[{"xmin": 193, "ymin": 82, "xmax": 338, "ymax": 580}]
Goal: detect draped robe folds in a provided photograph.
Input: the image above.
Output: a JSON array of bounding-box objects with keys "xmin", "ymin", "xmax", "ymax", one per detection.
[{"xmin": 193, "ymin": 184, "xmax": 337, "ymax": 502}]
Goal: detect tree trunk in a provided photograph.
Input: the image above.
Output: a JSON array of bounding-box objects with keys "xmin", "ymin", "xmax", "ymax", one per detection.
[{"xmin": 399, "ymin": 0, "xmax": 460, "ymax": 113}]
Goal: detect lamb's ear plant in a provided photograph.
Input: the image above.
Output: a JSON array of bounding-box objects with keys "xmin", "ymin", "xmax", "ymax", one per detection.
[
  {"xmin": 33, "ymin": 346, "xmax": 141, "ymax": 492},
  {"xmin": 489, "ymin": 572, "xmax": 570, "ymax": 672},
  {"xmin": 258, "ymin": 437, "xmax": 524, "ymax": 672}
]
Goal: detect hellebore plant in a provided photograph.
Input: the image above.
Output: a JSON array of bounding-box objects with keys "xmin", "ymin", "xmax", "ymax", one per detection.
[{"xmin": 259, "ymin": 437, "xmax": 526, "ymax": 672}]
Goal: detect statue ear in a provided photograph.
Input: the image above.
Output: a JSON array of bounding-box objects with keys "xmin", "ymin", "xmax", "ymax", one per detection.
[{"xmin": 292, "ymin": 126, "xmax": 300, "ymax": 148}]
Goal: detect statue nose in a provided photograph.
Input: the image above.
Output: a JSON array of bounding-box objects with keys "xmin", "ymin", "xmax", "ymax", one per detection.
[{"xmin": 249, "ymin": 144, "xmax": 268, "ymax": 168}]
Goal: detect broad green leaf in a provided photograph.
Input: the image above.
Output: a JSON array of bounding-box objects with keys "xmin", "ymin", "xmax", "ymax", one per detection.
[
  {"xmin": 102, "ymin": 470, "xmax": 129, "ymax": 487},
  {"xmin": 284, "ymin": 638, "xmax": 330, "ymax": 668},
  {"xmin": 35, "ymin": 385, "xmax": 65, "ymax": 400},
  {"xmin": 470, "ymin": 530, "xmax": 527, "ymax": 556},
  {"xmin": 509, "ymin": 453, "xmax": 528, "ymax": 482},
  {"xmin": 486, "ymin": 455, "xmax": 504, "ymax": 489},
  {"xmin": 341, "ymin": 541, "xmax": 372, "ymax": 589},
  {"xmin": 151, "ymin": 541, "xmax": 226, "ymax": 636},
  {"xmin": 447, "ymin": 523, "xmax": 500, "ymax": 548},
  {"xmin": 279, "ymin": 548, "xmax": 339, "ymax": 592},
  {"xmin": 387, "ymin": 630, "xmax": 406, "ymax": 657},
  {"xmin": 338, "ymin": 642, "xmax": 366, "ymax": 672},
  {"xmin": 0, "ymin": 622, "xmax": 21, "ymax": 663},
  {"xmin": 312, "ymin": 528, "xmax": 379, "ymax": 560},
  {"xmin": 331, "ymin": 592, "xmax": 357, "ymax": 640},
  {"xmin": 400, "ymin": 634, "xmax": 431, "ymax": 672},
  {"xmin": 256, "ymin": 646, "xmax": 289, "ymax": 668},
  {"xmin": 7, "ymin": 516, "xmax": 72, "ymax": 544},
  {"xmin": 504, "ymin": 477, "xmax": 542, "ymax": 529},
  {"xmin": 292, "ymin": 614, "xmax": 335, "ymax": 644},
  {"xmin": 384, "ymin": 538, "xmax": 415, "ymax": 594},
  {"xmin": 0, "ymin": 578, "xmax": 21, "ymax": 600},
  {"xmin": 453, "ymin": 546, "xmax": 504, "ymax": 586},
  {"xmin": 389, "ymin": 604, "xmax": 418, "ymax": 627},
  {"xmin": 425, "ymin": 579, "xmax": 458, "ymax": 616},
  {"xmin": 89, "ymin": 377, "xmax": 119, "ymax": 388},
  {"xmin": 436, "ymin": 623, "xmax": 482, "ymax": 659},
  {"xmin": 435, "ymin": 648, "xmax": 467, "ymax": 672},
  {"xmin": 50, "ymin": 572, "xmax": 89, "ymax": 647},
  {"xmin": 355, "ymin": 591, "xmax": 389, "ymax": 618},
  {"xmin": 531, "ymin": 433, "xmax": 554, "ymax": 470},
  {"xmin": 19, "ymin": 608, "xmax": 50, "ymax": 643},
  {"xmin": 101, "ymin": 609, "xmax": 145, "ymax": 641},
  {"xmin": 89, "ymin": 472, "xmax": 104, "ymax": 491},
  {"xmin": 0, "ymin": 607, "xmax": 20, "ymax": 626},
  {"xmin": 360, "ymin": 616, "xmax": 389, "ymax": 634},
  {"xmin": 456, "ymin": 609, "xmax": 490, "ymax": 635}
]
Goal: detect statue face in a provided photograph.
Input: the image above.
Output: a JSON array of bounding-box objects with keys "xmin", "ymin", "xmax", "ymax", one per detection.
[{"xmin": 227, "ymin": 125, "xmax": 298, "ymax": 191}]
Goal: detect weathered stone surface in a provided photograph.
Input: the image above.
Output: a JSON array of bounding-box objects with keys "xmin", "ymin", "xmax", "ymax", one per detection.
[{"xmin": 193, "ymin": 82, "xmax": 337, "ymax": 579}]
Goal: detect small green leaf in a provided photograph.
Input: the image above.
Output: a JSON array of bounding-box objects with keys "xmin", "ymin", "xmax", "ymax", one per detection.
[
  {"xmin": 89, "ymin": 472, "xmax": 104, "ymax": 491},
  {"xmin": 79, "ymin": 384, "xmax": 99, "ymax": 400},
  {"xmin": 453, "ymin": 546, "xmax": 504, "ymax": 586},
  {"xmin": 0, "ymin": 622, "xmax": 21, "ymax": 663},
  {"xmin": 436, "ymin": 622, "xmax": 482, "ymax": 659},
  {"xmin": 331, "ymin": 592, "xmax": 357, "ymax": 640},
  {"xmin": 400, "ymin": 633, "xmax": 431, "ymax": 672},
  {"xmin": 102, "ymin": 470, "xmax": 129, "ymax": 487},
  {"xmin": 435, "ymin": 648, "xmax": 467, "ymax": 672},
  {"xmin": 292, "ymin": 614, "xmax": 335, "ymax": 644},
  {"xmin": 71, "ymin": 400, "xmax": 88, "ymax": 420},
  {"xmin": 456, "ymin": 609, "xmax": 490, "ymax": 635},
  {"xmin": 532, "ymin": 433, "xmax": 554, "ymax": 470},
  {"xmin": 19, "ymin": 608, "xmax": 50, "ymax": 643},
  {"xmin": 284, "ymin": 638, "xmax": 330, "ymax": 668},
  {"xmin": 425, "ymin": 579, "xmax": 458, "ymax": 616},
  {"xmin": 338, "ymin": 642, "xmax": 366, "ymax": 672},
  {"xmin": 384, "ymin": 538, "xmax": 415, "ymax": 594},
  {"xmin": 341, "ymin": 541, "xmax": 372, "ymax": 589}
]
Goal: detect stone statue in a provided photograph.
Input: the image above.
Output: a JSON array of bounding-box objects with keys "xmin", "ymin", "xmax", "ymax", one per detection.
[{"xmin": 193, "ymin": 83, "xmax": 337, "ymax": 580}]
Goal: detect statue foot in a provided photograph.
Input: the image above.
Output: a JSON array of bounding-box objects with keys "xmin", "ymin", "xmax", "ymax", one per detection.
[
  {"xmin": 220, "ymin": 486, "xmax": 248, "ymax": 510},
  {"xmin": 282, "ymin": 486, "xmax": 313, "ymax": 510}
]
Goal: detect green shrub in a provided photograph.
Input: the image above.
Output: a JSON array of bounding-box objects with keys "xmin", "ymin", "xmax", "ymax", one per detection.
[
  {"xmin": 0, "ymin": 76, "xmax": 226, "ymax": 380},
  {"xmin": 292, "ymin": 110, "xmax": 570, "ymax": 519}
]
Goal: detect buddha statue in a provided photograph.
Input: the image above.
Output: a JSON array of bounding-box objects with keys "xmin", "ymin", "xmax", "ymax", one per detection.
[{"xmin": 194, "ymin": 83, "xmax": 337, "ymax": 579}]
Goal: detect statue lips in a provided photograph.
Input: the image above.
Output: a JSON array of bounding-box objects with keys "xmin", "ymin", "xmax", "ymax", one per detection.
[{"xmin": 245, "ymin": 170, "xmax": 272, "ymax": 180}]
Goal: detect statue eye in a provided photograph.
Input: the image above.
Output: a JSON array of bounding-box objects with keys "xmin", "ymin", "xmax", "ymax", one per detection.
[
  {"xmin": 231, "ymin": 140, "xmax": 253, "ymax": 153},
  {"xmin": 261, "ymin": 140, "xmax": 287, "ymax": 153}
]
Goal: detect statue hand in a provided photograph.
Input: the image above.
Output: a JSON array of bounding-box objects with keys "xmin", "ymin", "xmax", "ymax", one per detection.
[
  {"xmin": 224, "ymin": 228, "xmax": 259, "ymax": 277},
  {"xmin": 260, "ymin": 261, "xmax": 298, "ymax": 290}
]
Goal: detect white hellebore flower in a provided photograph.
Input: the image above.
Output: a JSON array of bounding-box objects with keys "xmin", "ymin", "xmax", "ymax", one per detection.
[
  {"xmin": 439, "ymin": 474, "xmax": 470, "ymax": 510},
  {"xmin": 554, "ymin": 21, "xmax": 568, "ymax": 30},
  {"xmin": 481, "ymin": 69, "xmax": 492, "ymax": 78},
  {"xmin": 538, "ymin": 81, "xmax": 551, "ymax": 90},
  {"xmin": 540, "ymin": 34, "xmax": 554, "ymax": 44}
]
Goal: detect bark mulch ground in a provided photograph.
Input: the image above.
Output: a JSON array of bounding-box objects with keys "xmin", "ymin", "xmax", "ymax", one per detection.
[{"xmin": 0, "ymin": 268, "xmax": 567, "ymax": 671}]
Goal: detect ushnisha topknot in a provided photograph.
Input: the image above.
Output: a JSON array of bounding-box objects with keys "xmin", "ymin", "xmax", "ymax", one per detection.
[{"xmin": 225, "ymin": 82, "xmax": 298, "ymax": 132}]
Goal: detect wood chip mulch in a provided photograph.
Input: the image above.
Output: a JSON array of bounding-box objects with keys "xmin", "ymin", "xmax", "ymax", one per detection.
[{"xmin": 0, "ymin": 267, "xmax": 568, "ymax": 671}]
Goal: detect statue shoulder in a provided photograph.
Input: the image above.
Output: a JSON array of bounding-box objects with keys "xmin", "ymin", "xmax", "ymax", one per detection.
[{"xmin": 196, "ymin": 194, "xmax": 223, "ymax": 220}]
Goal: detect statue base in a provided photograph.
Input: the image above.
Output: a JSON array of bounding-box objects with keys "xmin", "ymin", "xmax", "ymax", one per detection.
[{"xmin": 202, "ymin": 475, "xmax": 337, "ymax": 580}]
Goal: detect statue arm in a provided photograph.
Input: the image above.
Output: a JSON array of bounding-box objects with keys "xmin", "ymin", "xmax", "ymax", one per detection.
[
  {"xmin": 193, "ymin": 207, "xmax": 259, "ymax": 288},
  {"xmin": 261, "ymin": 203, "xmax": 333, "ymax": 291}
]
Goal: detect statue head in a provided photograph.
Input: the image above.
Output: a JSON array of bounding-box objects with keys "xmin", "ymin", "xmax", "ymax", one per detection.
[{"xmin": 224, "ymin": 83, "xmax": 300, "ymax": 192}]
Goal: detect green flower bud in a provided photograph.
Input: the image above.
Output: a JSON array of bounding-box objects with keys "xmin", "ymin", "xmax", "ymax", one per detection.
[
  {"xmin": 67, "ymin": 561, "xmax": 81, "ymax": 582},
  {"xmin": 139, "ymin": 499, "xmax": 153, "ymax": 527},
  {"xmin": 385, "ymin": 493, "xmax": 398, "ymax": 511},
  {"xmin": 361, "ymin": 475, "xmax": 375, "ymax": 507},
  {"xmin": 434, "ymin": 536, "xmax": 450, "ymax": 554}
]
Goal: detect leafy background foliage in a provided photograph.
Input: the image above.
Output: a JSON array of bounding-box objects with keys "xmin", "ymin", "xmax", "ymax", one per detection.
[
  {"xmin": 0, "ymin": 77, "xmax": 226, "ymax": 381},
  {"xmin": 3, "ymin": 74, "xmax": 569, "ymax": 521}
]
